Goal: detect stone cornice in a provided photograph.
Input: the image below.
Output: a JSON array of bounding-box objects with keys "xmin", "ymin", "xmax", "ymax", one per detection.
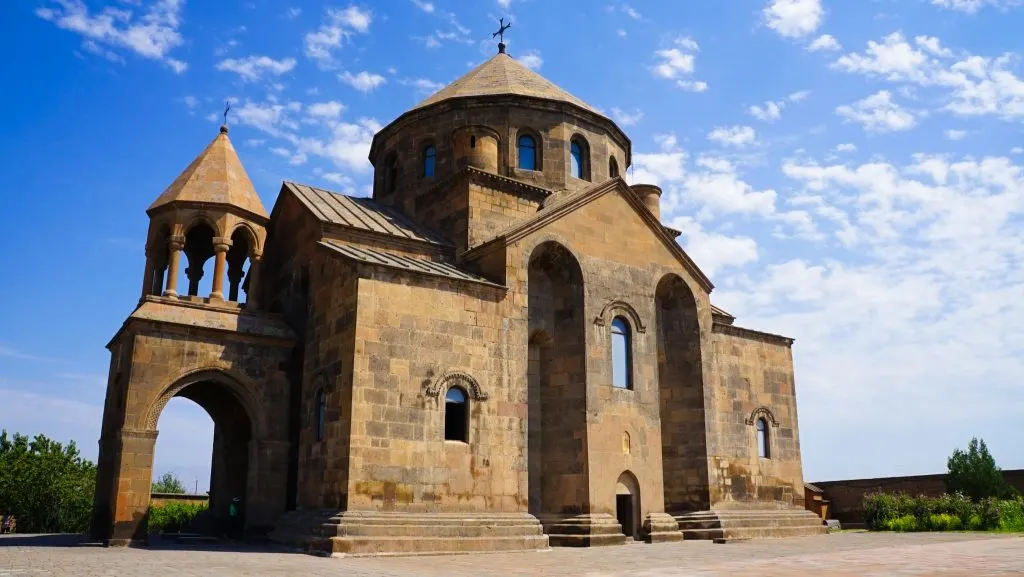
[{"xmin": 712, "ymin": 322, "xmax": 794, "ymax": 347}]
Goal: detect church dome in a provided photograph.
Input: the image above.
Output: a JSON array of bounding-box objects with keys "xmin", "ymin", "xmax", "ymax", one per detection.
[{"xmin": 410, "ymin": 51, "xmax": 603, "ymax": 118}]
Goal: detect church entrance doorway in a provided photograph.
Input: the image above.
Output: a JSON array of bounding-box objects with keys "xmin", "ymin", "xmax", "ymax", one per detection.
[{"xmin": 615, "ymin": 472, "xmax": 640, "ymax": 540}]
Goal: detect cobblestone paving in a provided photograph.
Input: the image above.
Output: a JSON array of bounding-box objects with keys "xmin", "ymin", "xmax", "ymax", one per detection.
[{"xmin": 1, "ymin": 532, "xmax": 1022, "ymax": 576}]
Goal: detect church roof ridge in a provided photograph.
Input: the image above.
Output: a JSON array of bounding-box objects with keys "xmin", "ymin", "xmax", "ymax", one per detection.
[{"xmin": 147, "ymin": 125, "xmax": 269, "ymax": 219}]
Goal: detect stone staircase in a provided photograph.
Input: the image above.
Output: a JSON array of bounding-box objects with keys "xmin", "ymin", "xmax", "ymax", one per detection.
[
  {"xmin": 674, "ymin": 508, "xmax": 826, "ymax": 540},
  {"xmin": 269, "ymin": 510, "xmax": 549, "ymax": 557}
]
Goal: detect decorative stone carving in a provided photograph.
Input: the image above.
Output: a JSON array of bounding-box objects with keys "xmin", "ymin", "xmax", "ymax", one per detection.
[
  {"xmin": 593, "ymin": 299, "xmax": 646, "ymax": 333},
  {"xmin": 745, "ymin": 406, "xmax": 780, "ymax": 428},
  {"xmin": 424, "ymin": 369, "xmax": 488, "ymax": 401}
]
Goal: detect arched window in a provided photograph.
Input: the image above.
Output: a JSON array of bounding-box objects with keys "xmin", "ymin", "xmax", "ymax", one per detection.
[
  {"xmin": 570, "ymin": 140, "xmax": 584, "ymax": 179},
  {"xmin": 518, "ymin": 134, "xmax": 537, "ymax": 170},
  {"xmin": 611, "ymin": 317, "xmax": 632, "ymax": 389},
  {"xmin": 315, "ymin": 388, "xmax": 326, "ymax": 442},
  {"xmin": 609, "ymin": 156, "xmax": 619, "ymax": 178},
  {"xmin": 756, "ymin": 417, "xmax": 770, "ymax": 458},
  {"xmin": 423, "ymin": 144, "xmax": 436, "ymax": 178},
  {"xmin": 444, "ymin": 387, "xmax": 468, "ymax": 442}
]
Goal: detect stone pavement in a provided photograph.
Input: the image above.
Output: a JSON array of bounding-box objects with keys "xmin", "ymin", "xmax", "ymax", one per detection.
[{"xmin": 1, "ymin": 532, "xmax": 1023, "ymax": 576}]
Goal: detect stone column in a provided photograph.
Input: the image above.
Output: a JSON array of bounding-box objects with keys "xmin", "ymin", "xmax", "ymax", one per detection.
[
  {"xmin": 163, "ymin": 236, "xmax": 184, "ymax": 297},
  {"xmin": 107, "ymin": 428, "xmax": 159, "ymax": 546},
  {"xmin": 210, "ymin": 238, "xmax": 231, "ymax": 300},
  {"xmin": 140, "ymin": 248, "xmax": 155, "ymax": 299},
  {"xmin": 246, "ymin": 252, "xmax": 263, "ymax": 309}
]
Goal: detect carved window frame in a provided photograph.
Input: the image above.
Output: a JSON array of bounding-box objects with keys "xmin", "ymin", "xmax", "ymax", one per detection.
[{"xmin": 746, "ymin": 406, "xmax": 779, "ymax": 460}]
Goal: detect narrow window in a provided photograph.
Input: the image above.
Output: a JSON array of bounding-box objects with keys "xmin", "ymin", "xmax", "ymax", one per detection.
[
  {"xmin": 518, "ymin": 134, "xmax": 537, "ymax": 170},
  {"xmin": 444, "ymin": 387, "xmax": 468, "ymax": 442},
  {"xmin": 609, "ymin": 156, "xmax": 619, "ymax": 178},
  {"xmin": 315, "ymin": 389, "xmax": 326, "ymax": 442},
  {"xmin": 423, "ymin": 145, "xmax": 436, "ymax": 177},
  {"xmin": 470, "ymin": 135, "xmax": 476, "ymax": 148},
  {"xmin": 756, "ymin": 418, "xmax": 770, "ymax": 458},
  {"xmin": 570, "ymin": 140, "xmax": 584, "ymax": 179},
  {"xmin": 611, "ymin": 317, "xmax": 632, "ymax": 389}
]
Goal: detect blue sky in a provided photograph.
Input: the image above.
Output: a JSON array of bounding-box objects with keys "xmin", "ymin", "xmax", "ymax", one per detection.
[{"xmin": 1, "ymin": 0, "xmax": 1022, "ymax": 492}]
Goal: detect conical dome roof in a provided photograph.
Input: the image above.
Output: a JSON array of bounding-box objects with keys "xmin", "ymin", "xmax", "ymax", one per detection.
[
  {"xmin": 411, "ymin": 51, "xmax": 602, "ymax": 116},
  {"xmin": 147, "ymin": 126, "xmax": 269, "ymax": 219}
]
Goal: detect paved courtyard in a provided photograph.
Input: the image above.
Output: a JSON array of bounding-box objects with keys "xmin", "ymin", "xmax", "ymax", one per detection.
[{"xmin": 1, "ymin": 532, "xmax": 1022, "ymax": 576}]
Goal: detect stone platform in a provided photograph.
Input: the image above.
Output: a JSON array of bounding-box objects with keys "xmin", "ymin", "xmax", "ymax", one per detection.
[
  {"xmin": 674, "ymin": 507, "xmax": 827, "ymax": 540},
  {"xmin": 269, "ymin": 510, "xmax": 549, "ymax": 557}
]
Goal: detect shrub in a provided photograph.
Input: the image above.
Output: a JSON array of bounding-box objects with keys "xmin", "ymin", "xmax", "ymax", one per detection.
[
  {"xmin": 148, "ymin": 501, "xmax": 208, "ymax": 534},
  {"xmin": 885, "ymin": 514, "xmax": 918, "ymax": 532},
  {"xmin": 926, "ymin": 513, "xmax": 962, "ymax": 531},
  {"xmin": 864, "ymin": 492, "xmax": 1024, "ymax": 533}
]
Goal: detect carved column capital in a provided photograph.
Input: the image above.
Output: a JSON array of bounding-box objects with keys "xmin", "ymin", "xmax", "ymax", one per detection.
[{"xmin": 212, "ymin": 237, "xmax": 233, "ymax": 253}]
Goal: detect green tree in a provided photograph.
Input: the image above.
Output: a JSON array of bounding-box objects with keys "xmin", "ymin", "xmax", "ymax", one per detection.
[
  {"xmin": 0, "ymin": 430, "xmax": 96, "ymax": 533},
  {"xmin": 947, "ymin": 437, "xmax": 1017, "ymax": 501},
  {"xmin": 151, "ymin": 472, "xmax": 186, "ymax": 494}
]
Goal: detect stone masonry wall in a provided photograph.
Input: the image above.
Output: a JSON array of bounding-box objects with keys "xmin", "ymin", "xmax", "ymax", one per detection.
[
  {"xmin": 707, "ymin": 326, "xmax": 805, "ymax": 509},
  {"xmin": 296, "ymin": 253, "xmax": 359, "ymax": 509},
  {"xmin": 344, "ymin": 265, "xmax": 518, "ymax": 513},
  {"xmin": 497, "ymin": 186, "xmax": 716, "ymax": 523}
]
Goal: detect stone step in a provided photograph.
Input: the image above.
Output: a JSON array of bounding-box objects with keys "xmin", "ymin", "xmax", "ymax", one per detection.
[
  {"xmin": 673, "ymin": 509, "xmax": 826, "ymax": 540},
  {"xmin": 321, "ymin": 521, "xmax": 545, "ymax": 538},
  {"xmin": 682, "ymin": 524, "xmax": 825, "ymax": 540},
  {"xmin": 323, "ymin": 534, "xmax": 550, "ymax": 557}
]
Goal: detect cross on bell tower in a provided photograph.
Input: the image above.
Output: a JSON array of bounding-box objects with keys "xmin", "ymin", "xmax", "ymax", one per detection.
[{"xmin": 492, "ymin": 17, "xmax": 511, "ymax": 54}]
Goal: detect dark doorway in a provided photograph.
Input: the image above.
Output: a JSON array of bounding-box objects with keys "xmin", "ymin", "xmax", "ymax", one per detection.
[{"xmin": 616, "ymin": 494, "xmax": 636, "ymax": 539}]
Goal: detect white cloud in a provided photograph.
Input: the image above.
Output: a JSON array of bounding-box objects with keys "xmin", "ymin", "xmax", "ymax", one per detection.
[
  {"xmin": 36, "ymin": 0, "xmax": 187, "ymax": 72},
  {"xmin": 749, "ymin": 101, "xmax": 783, "ymax": 121},
  {"xmin": 707, "ymin": 125, "xmax": 758, "ymax": 147},
  {"xmin": 1012, "ymin": 147, "xmax": 1024, "ymax": 154},
  {"xmin": 629, "ymin": 133, "xmax": 687, "ymax": 186},
  {"xmin": 215, "ymin": 55, "xmax": 296, "ymax": 81},
  {"xmin": 497, "ymin": 0, "xmax": 512, "ymax": 8},
  {"xmin": 182, "ymin": 95, "xmax": 198, "ymax": 109},
  {"xmin": 411, "ymin": 0, "xmax": 435, "ymax": 13},
  {"xmin": 677, "ymin": 80, "xmax": 709, "ymax": 93},
  {"xmin": 931, "ymin": 0, "xmax": 1024, "ymax": 13},
  {"xmin": 763, "ymin": 0, "xmax": 824, "ymax": 39},
  {"xmin": 789, "ymin": 90, "xmax": 811, "ymax": 102},
  {"xmin": 652, "ymin": 36, "xmax": 707, "ymax": 92},
  {"xmin": 339, "ymin": 70, "xmax": 386, "ymax": 92},
  {"xmin": 945, "ymin": 129, "xmax": 968, "ymax": 140},
  {"xmin": 833, "ymin": 32, "xmax": 1024, "ymax": 120},
  {"xmin": 670, "ymin": 217, "xmax": 759, "ymax": 277},
  {"xmin": 517, "ymin": 50, "xmax": 543, "ymax": 70},
  {"xmin": 835, "ymin": 143, "xmax": 857, "ymax": 152},
  {"xmin": 617, "ymin": 29, "xmax": 627, "ymax": 38},
  {"xmin": 808, "ymin": 33, "xmax": 841, "ymax": 52},
  {"xmin": 306, "ymin": 100, "xmax": 345, "ymax": 120},
  {"xmin": 621, "ymin": 3, "xmax": 641, "ymax": 19},
  {"xmin": 836, "ymin": 90, "xmax": 917, "ymax": 132},
  {"xmin": 287, "ymin": 7, "xmax": 301, "ymax": 18},
  {"xmin": 305, "ymin": 5, "xmax": 373, "ymax": 64},
  {"xmin": 292, "ymin": 117, "xmax": 382, "ymax": 172},
  {"xmin": 610, "ymin": 107, "xmax": 644, "ymax": 126},
  {"xmin": 398, "ymin": 77, "xmax": 445, "ymax": 95}
]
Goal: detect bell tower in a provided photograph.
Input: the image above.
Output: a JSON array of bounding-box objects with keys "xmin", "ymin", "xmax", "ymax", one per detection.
[
  {"xmin": 91, "ymin": 123, "xmax": 295, "ymax": 546},
  {"xmin": 142, "ymin": 124, "xmax": 269, "ymax": 307}
]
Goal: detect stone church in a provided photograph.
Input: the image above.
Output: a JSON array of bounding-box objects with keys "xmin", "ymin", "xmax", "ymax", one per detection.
[{"xmin": 90, "ymin": 45, "xmax": 824, "ymax": 555}]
